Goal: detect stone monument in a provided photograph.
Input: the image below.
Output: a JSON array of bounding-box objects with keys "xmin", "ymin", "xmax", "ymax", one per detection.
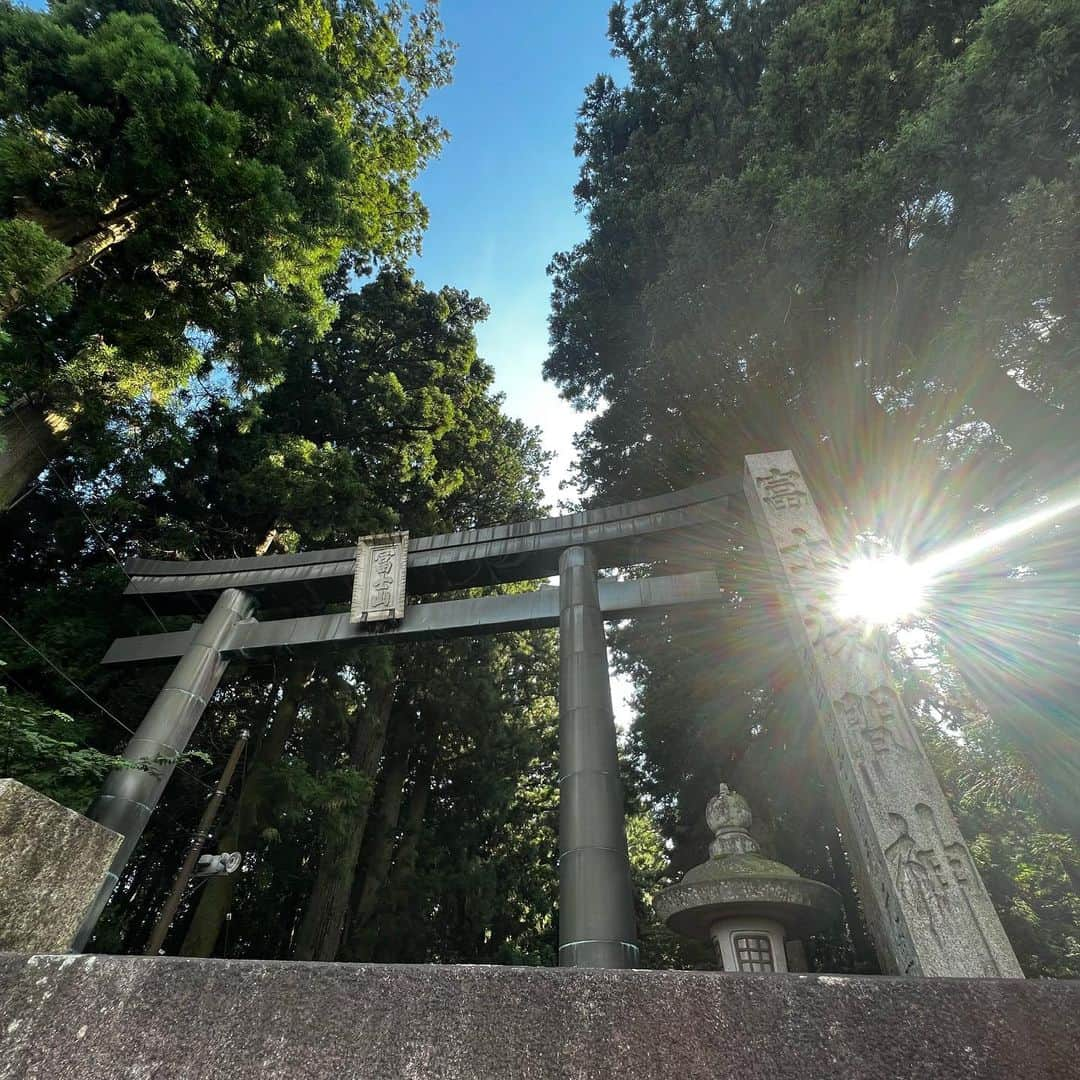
[
  {"xmin": 744, "ymin": 450, "xmax": 1023, "ymax": 977},
  {"xmin": 0, "ymin": 778, "xmax": 121, "ymax": 953}
]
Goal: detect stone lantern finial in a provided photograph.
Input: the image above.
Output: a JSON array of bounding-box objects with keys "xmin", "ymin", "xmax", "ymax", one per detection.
[
  {"xmin": 654, "ymin": 781, "xmax": 843, "ymax": 973},
  {"xmin": 705, "ymin": 784, "xmax": 758, "ymax": 858}
]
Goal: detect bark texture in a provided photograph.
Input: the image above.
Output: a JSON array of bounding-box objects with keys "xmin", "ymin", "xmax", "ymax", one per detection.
[
  {"xmin": 0, "ymin": 399, "xmax": 70, "ymax": 510},
  {"xmin": 349, "ymin": 748, "xmax": 432, "ymax": 961},
  {"xmin": 0, "ymin": 203, "xmax": 141, "ymax": 321},
  {"xmin": 291, "ymin": 670, "xmax": 397, "ymax": 962},
  {"xmin": 178, "ymin": 665, "xmax": 311, "ymax": 957}
]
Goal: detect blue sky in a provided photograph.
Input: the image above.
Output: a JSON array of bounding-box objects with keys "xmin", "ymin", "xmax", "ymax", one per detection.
[
  {"xmin": 409, "ymin": 2, "xmax": 626, "ymax": 509},
  {"xmin": 22, "ymin": 0, "xmax": 622, "ymax": 504},
  {"xmin": 407, "ymin": 4, "xmax": 634, "ymax": 723}
]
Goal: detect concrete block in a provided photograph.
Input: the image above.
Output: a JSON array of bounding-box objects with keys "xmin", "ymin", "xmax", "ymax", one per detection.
[
  {"xmin": 0, "ymin": 780, "xmax": 121, "ymax": 953},
  {"xmin": 0, "ymin": 954, "xmax": 1077, "ymax": 1079}
]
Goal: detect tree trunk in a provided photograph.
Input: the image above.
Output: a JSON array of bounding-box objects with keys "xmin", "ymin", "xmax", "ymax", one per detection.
[
  {"xmin": 350, "ymin": 731, "xmax": 422, "ymax": 931},
  {"xmin": 178, "ymin": 665, "xmax": 311, "ymax": 956},
  {"xmin": 291, "ymin": 668, "xmax": 397, "ymax": 962},
  {"xmin": 384, "ymin": 753, "xmax": 433, "ymax": 894},
  {"xmin": 0, "ymin": 203, "xmax": 142, "ymax": 321},
  {"xmin": 254, "ymin": 529, "xmax": 280, "ymax": 557},
  {"xmin": 348, "ymin": 749, "xmax": 432, "ymax": 961},
  {"xmin": 0, "ymin": 399, "xmax": 71, "ymax": 510}
]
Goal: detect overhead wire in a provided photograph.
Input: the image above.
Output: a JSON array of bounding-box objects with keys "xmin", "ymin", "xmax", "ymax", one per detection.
[
  {"xmin": 2, "ymin": 409, "xmax": 245, "ymax": 801},
  {"xmin": 0, "ymin": 613, "xmax": 220, "ymax": 798},
  {"xmin": 4, "ymin": 407, "xmax": 263, "ymax": 896},
  {"xmin": 0, "ymin": 667, "xmax": 194, "ymax": 841},
  {"xmin": 0, "ymin": 613, "xmax": 140, "ymax": 738}
]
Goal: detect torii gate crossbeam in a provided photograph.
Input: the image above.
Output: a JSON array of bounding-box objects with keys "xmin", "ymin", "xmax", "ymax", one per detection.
[
  {"xmin": 75, "ymin": 456, "xmax": 1022, "ymax": 979},
  {"xmin": 74, "ymin": 477, "xmax": 742, "ymax": 958}
]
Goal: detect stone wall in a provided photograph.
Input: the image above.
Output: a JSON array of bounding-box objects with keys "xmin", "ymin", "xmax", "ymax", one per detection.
[
  {"xmin": 1, "ymin": 954, "xmax": 1077, "ymax": 1079},
  {"xmin": 0, "ymin": 780, "xmax": 120, "ymax": 953}
]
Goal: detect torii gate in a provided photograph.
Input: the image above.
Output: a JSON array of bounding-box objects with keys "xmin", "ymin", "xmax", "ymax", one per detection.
[{"xmin": 78, "ymin": 452, "xmax": 1022, "ymax": 978}]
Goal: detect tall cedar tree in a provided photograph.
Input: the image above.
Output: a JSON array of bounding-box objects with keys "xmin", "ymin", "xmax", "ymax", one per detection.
[
  {"xmin": 547, "ymin": 0, "xmax": 1079, "ymax": 975},
  {"xmin": 0, "ymin": 0, "xmax": 452, "ymax": 506}
]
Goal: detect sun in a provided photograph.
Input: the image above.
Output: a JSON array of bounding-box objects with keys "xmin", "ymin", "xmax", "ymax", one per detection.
[{"xmin": 834, "ymin": 553, "xmax": 928, "ymax": 627}]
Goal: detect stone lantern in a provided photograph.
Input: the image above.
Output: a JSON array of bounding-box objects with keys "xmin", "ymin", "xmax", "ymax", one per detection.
[{"xmin": 654, "ymin": 785, "xmax": 842, "ymax": 972}]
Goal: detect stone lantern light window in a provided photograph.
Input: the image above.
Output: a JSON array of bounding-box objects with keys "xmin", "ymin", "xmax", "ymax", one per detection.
[{"xmin": 733, "ymin": 933, "xmax": 775, "ymax": 973}]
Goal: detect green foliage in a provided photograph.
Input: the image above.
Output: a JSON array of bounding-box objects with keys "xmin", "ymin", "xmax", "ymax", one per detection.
[
  {"xmin": 0, "ymin": 219, "xmax": 70, "ymax": 311},
  {"xmin": 114, "ymin": 268, "xmax": 547, "ymax": 560},
  {"xmin": 358, "ymin": 632, "xmax": 562, "ymax": 966},
  {"xmin": 550, "ymin": 0, "xmax": 1078, "ymax": 497},
  {"xmin": 549, "ymin": 0, "xmax": 1080, "ymax": 975},
  {"xmin": 0, "ymin": 0, "xmax": 453, "ymax": 503},
  {"xmin": 3, "ymin": 0, "xmax": 1076, "ymax": 978},
  {"xmin": 0, "ymin": 670, "xmax": 209, "ymax": 810},
  {"xmin": 927, "ymin": 720, "xmax": 1080, "ymax": 978},
  {"xmin": 0, "ymin": 250, "xmax": 559, "ymax": 965},
  {"xmin": 0, "ymin": 679, "xmax": 126, "ymax": 809}
]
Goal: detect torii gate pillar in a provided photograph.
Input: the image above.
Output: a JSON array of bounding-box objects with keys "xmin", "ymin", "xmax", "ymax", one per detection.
[
  {"xmin": 73, "ymin": 587, "xmax": 256, "ymax": 951},
  {"xmin": 744, "ymin": 451, "xmax": 1021, "ymax": 977},
  {"xmin": 557, "ymin": 545, "xmax": 639, "ymax": 968}
]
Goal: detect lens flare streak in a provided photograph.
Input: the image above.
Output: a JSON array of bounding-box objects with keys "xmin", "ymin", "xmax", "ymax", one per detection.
[
  {"xmin": 835, "ymin": 486, "xmax": 1080, "ymax": 628},
  {"xmin": 917, "ymin": 490, "xmax": 1080, "ymax": 579}
]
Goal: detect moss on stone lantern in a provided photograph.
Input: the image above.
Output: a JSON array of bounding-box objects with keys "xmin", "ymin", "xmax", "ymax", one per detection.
[{"xmin": 654, "ymin": 785, "xmax": 842, "ymax": 972}]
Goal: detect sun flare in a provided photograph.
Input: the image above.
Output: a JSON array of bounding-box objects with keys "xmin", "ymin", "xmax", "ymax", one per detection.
[{"xmin": 834, "ymin": 553, "xmax": 928, "ymax": 627}]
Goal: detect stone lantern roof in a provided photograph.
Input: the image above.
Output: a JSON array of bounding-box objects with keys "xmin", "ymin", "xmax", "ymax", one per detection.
[{"xmin": 654, "ymin": 785, "xmax": 842, "ymax": 942}]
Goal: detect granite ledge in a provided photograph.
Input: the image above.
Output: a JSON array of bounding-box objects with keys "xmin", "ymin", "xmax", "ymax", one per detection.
[{"xmin": 1, "ymin": 953, "xmax": 1078, "ymax": 1079}]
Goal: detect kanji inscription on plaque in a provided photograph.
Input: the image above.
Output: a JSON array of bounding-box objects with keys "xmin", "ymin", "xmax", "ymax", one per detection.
[{"xmin": 350, "ymin": 532, "xmax": 408, "ymax": 623}]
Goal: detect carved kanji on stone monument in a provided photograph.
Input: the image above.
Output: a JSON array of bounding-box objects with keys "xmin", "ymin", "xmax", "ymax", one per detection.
[{"xmin": 744, "ymin": 450, "xmax": 1022, "ymax": 977}]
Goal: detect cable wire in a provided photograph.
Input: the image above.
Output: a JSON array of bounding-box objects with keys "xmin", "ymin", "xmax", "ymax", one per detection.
[
  {"xmin": 0, "ymin": 668, "xmax": 194, "ymax": 841},
  {"xmin": 0, "ymin": 613, "xmax": 219, "ymax": 797},
  {"xmin": 1, "ymin": 613, "xmax": 139, "ymax": 738}
]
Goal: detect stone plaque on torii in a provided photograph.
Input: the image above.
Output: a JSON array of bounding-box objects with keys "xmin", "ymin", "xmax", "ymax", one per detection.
[
  {"xmin": 350, "ymin": 531, "xmax": 408, "ymax": 623},
  {"xmin": 78, "ymin": 452, "xmax": 1021, "ymax": 977}
]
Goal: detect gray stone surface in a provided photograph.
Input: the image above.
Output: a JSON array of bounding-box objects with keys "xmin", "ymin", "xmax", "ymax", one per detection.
[
  {"xmin": 1, "ymin": 954, "xmax": 1078, "ymax": 1079},
  {"xmin": 656, "ymin": 872, "xmax": 843, "ymax": 941},
  {"xmin": 655, "ymin": 785, "xmax": 842, "ymax": 942},
  {"xmin": 350, "ymin": 531, "xmax": 408, "ymax": 623},
  {"xmin": 744, "ymin": 451, "xmax": 1022, "ymax": 978},
  {"xmin": 0, "ymin": 781, "xmax": 120, "ymax": 953}
]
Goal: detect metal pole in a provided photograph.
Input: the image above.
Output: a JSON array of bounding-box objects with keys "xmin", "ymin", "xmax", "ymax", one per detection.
[
  {"xmin": 557, "ymin": 545, "xmax": 638, "ymax": 968},
  {"xmin": 144, "ymin": 728, "xmax": 249, "ymax": 955},
  {"xmin": 73, "ymin": 587, "xmax": 255, "ymax": 951}
]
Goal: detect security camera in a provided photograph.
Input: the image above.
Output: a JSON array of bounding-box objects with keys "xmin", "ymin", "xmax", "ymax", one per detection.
[{"xmin": 194, "ymin": 852, "xmax": 243, "ymax": 877}]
